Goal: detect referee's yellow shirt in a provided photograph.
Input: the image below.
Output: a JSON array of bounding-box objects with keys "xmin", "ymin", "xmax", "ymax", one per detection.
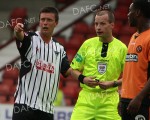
[{"xmin": 71, "ymin": 37, "xmax": 127, "ymax": 92}]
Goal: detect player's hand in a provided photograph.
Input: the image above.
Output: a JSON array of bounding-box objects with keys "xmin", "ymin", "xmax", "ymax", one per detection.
[
  {"xmin": 83, "ymin": 77, "xmax": 99, "ymax": 88},
  {"xmin": 14, "ymin": 23, "xmax": 24, "ymax": 33},
  {"xmin": 99, "ymin": 81, "xmax": 114, "ymax": 90},
  {"xmin": 127, "ymin": 96, "xmax": 142, "ymax": 114}
]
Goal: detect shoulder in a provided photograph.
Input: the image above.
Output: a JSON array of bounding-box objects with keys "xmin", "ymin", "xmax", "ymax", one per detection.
[
  {"xmin": 113, "ymin": 37, "xmax": 127, "ymax": 50},
  {"xmin": 25, "ymin": 31, "xmax": 38, "ymax": 37},
  {"xmin": 82, "ymin": 37, "xmax": 99, "ymax": 46},
  {"xmin": 142, "ymin": 30, "xmax": 150, "ymax": 43},
  {"xmin": 52, "ymin": 38, "xmax": 65, "ymax": 49}
]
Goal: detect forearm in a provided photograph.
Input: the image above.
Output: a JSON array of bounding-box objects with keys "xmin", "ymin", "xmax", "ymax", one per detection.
[
  {"xmin": 71, "ymin": 69, "xmax": 82, "ymax": 80},
  {"xmin": 64, "ymin": 68, "xmax": 72, "ymax": 77},
  {"xmin": 14, "ymin": 31, "xmax": 24, "ymax": 41},
  {"xmin": 71, "ymin": 69, "xmax": 98, "ymax": 86},
  {"xmin": 110, "ymin": 78, "xmax": 122, "ymax": 88},
  {"xmin": 116, "ymin": 78, "xmax": 122, "ymax": 86}
]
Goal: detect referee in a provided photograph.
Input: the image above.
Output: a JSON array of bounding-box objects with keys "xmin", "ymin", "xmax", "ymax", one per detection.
[
  {"xmin": 12, "ymin": 7, "xmax": 71, "ymax": 120},
  {"xmin": 70, "ymin": 8, "xmax": 127, "ymax": 120}
]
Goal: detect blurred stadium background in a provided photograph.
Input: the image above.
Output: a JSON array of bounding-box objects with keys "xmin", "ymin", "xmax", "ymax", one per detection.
[{"xmin": 0, "ymin": 0, "xmax": 136, "ymax": 120}]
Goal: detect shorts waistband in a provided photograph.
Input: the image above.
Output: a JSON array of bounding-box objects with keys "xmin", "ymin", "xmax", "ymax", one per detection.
[{"xmin": 82, "ymin": 88, "xmax": 117, "ymax": 93}]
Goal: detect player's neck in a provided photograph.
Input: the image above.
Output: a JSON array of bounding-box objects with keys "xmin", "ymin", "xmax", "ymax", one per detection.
[
  {"xmin": 101, "ymin": 35, "xmax": 113, "ymax": 43},
  {"xmin": 40, "ymin": 33, "xmax": 52, "ymax": 43},
  {"xmin": 137, "ymin": 19, "xmax": 150, "ymax": 33}
]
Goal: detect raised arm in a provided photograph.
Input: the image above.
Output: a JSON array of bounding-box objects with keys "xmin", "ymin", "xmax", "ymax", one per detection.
[{"xmin": 14, "ymin": 23, "xmax": 24, "ymax": 41}]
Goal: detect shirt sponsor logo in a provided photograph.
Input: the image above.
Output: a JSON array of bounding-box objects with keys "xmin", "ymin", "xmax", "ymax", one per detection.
[
  {"xmin": 36, "ymin": 59, "xmax": 54, "ymax": 73},
  {"xmin": 98, "ymin": 62, "xmax": 107, "ymax": 74},
  {"xmin": 75, "ymin": 53, "xmax": 83, "ymax": 62},
  {"xmin": 126, "ymin": 53, "xmax": 138, "ymax": 62}
]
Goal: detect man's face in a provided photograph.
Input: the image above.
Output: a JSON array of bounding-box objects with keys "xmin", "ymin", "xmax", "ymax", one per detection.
[
  {"xmin": 128, "ymin": 3, "xmax": 137, "ymax": 27},
  {"xmin": 94, "ymin": 14, "xmax": 114, "ymax": 39},
  {"xmin": 39, "ymin": 13, "xmax": 58, "ymax": 35}
]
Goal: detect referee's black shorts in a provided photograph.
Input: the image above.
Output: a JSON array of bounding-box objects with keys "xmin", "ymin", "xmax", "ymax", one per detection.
[
  {"xmin": 121, "ymin": 101, "xmax": 149, "ymax": 120},
  {"xmin": 12, "ymin": 103, "xmax": 53, "ymax": 120}
]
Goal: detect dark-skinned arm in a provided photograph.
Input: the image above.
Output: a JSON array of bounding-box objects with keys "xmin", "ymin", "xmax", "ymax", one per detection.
[{"xmin": 127, "ymin": 77, "xmax": 150, "ymax": 114}]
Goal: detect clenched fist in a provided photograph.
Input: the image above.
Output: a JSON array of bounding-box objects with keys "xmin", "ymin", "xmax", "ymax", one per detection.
[{"xmin": 14, "ymin": 23, "xmax": 24, "ymax": 33}]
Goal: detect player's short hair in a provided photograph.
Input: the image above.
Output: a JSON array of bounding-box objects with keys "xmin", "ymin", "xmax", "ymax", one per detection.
[
  {"xmin": 133, "ymin": 0, "xmax": 150, "ymax": 18},
  {"xmin": 95, "ymin": 6, "xmax": 115, "ymax": 23},
  {"xmin": 39, "ymin": 7, "xmax": 59, "ymax": 22}
]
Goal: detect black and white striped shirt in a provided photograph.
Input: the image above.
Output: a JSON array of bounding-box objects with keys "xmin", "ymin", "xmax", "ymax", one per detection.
[{"xmin": 15, "ymin": 31, "xmax": 70, "ymax": 114}]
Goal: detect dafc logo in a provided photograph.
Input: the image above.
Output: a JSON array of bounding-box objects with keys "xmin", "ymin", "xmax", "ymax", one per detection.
[{"xmin": 0, "ymin": 17, "xmax": 35, "ymax": 29}]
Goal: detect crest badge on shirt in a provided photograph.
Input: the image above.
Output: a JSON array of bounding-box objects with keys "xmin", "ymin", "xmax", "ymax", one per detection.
[
  {"xmin": 98, "ymin": 62, "xmax": 107, "ymax": 74},
  {"xmin": 136, "ymin": 45, "xmax": 142, "ymax": 53}
]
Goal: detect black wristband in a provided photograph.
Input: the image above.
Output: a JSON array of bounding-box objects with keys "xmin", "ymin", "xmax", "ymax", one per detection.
[
  {"xmin": 78, "ymin": 74, "xmax": 85, "ymax": 84},
  {"xmin": 113, "ymin": 81, "xmax": 118, "ymax": 87}
]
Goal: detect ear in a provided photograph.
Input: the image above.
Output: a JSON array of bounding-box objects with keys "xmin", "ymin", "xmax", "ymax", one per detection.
[
  {"xmin": 55, "ymin": 22, "xmax": 58, "ymax": 26},
  {"xmin": 111, "ymin": 22, "xmax": 114, "ymax": 29}
]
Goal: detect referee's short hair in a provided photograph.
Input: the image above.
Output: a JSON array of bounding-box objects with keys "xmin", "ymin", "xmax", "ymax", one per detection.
[
  {"xmin": 133, "ymin": 0, "xmax": 150, "ymax": 18},
  {"xmin": 95, "ymin": 5, "xmax": 115, "ymax": 23},
  {"xmin": 39, "ymin": 7, "xmax": 59, "ymax": 22}
]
